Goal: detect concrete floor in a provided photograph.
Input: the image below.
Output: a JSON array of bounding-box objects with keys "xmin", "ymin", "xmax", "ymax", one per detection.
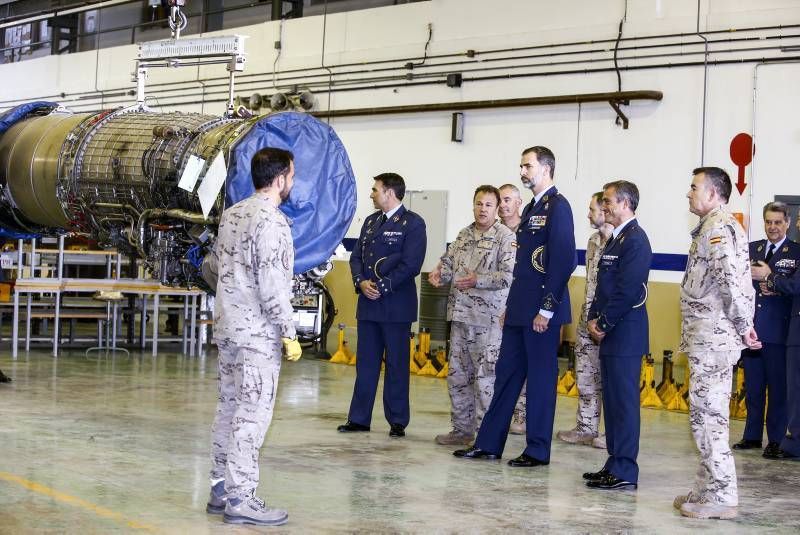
[{"xmin": 0, "ymin": 349, "xmax": 799, "ymax": 534}]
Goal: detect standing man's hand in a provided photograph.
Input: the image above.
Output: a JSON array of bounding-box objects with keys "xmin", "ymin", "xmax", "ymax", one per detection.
[
  {"xmin": 428, "ymin": 263, "xmax": 443, "ymax": 287},
  {"xmin": 532, "ymin": 314, "xmax": 550, "ymax": 333},
  {"xmin": 587, "ymin": 318, "xmax": 605, "ymax": 344},
  {"xmin": 359, "ymin": 280, "xmax": 381, "ymax": 300},
  {"xmin": 743, "ymin": 327, "xmax": 762, "ymax": 350},
  {"xmin": 454, "ymin": 269, "xmax": 478, "ymax": 290},
  {"xmin": 751, "ymin": 261, "xmax": 771, "ymax": 281}
]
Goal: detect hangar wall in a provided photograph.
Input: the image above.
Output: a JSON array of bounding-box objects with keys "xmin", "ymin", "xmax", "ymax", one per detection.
[{"xmin": 2, "ymin": 0, "xmax": 799, "ymax": 359}]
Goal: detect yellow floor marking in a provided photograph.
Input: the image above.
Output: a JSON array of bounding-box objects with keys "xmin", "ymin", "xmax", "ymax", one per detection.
[{"xmin": 0, "ymin": 471, "xmax": 157, "ymax": 532}]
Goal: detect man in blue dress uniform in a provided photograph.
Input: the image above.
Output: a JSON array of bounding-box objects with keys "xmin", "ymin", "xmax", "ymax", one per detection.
[
  {"xmin": 584, "ymin": 180, "xmax": 652, "ymax": 490},
  {"xmin": 753, "ymin": 209, "xmax": 800, "ymax": 460},
  {"xmin": 454, "ymin": 145, "xmax": 576, "ymax": 466},
  {"xmin": 337, "ymin": 173, "xmax": 426, "ymax": 437},
  {"xmin": 735, "ymin": 202, "xmax": 800, "ymax": 458}
]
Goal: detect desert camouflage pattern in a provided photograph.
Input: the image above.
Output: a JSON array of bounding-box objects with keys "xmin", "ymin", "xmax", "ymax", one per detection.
[
  {"xmin": 213, "ymin": 192, "xmax": 296, "ymax": 346},
  {"xmin": 208, "ymin": 191, "xmax": 295, "ymax": 500},
  {"xmin": 439, "ymin": 220, "xmax": 515, "ymax": 327},
  {"xmin": 572, "ymin": 231, "xmax": 606, "ymax": 433},
  {"xmin": 680, "ymin": 206, "xmax": 754, "ymax": 352},
  {"xmin": 686, "ymin": 350, "xmax": 740, "ymax": 506},
  {"xmin": 447, "ymin": 321, "xmax": 502, "ymax": 435},
  {"xmin": 210, "ymin": 340, "xmax": 282, "ymax": 500},
  {"xmin": 439, "ymin": 220, "xmax": 514, "ymax": 433}
]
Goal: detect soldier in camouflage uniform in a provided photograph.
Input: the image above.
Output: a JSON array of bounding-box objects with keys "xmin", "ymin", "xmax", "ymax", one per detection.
[
  {"xmin": 430, "ymin": 185, "xmax": 516, "ymax": 445},
  {"xmin": 205, "ymin": 148, "xmax": 302, "ymax": 527},
  {"xmin": 557, "ymin": 192, "xmax": 612, "ymax": 449},
  {"xmin": 677, "ymin": 167, "xmax": 761, "ymax": 520},
  {"xmin": 498, "ymin": 183, "xmax": 527, "ymax": 436}
]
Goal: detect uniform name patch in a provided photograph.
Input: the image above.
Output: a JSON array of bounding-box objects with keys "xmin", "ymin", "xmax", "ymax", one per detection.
[{"xmin": 383, "ymin": 231, "xmax": 403, "ymax": 236}]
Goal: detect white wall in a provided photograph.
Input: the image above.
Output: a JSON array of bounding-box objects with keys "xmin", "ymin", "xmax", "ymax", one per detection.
[{"xmin": 2, "ymin": 0, "xmax": 800, "ymax": 282}]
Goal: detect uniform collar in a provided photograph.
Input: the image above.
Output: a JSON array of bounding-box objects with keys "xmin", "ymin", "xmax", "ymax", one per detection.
[
  {"xmin": 383, "ymin": 204, "xmax": 403, "ymax": 220},
  {"xmin": 767, "ymin": 236, "xmax": 787, "ymax": 252},
  {"xmin": 471, "ymin": 219, "xmax": 501, "ymax": 237},
  {"xmin": 692, "ymin": 205, "xmax": 725, "ymax": 237},
  {"xmin": 612, "ymin": 216, "xmax": 636, "ymax": 239},
  {"xmin": 533, "ymin": 185, "xmax": 556, "ymax": 205}
]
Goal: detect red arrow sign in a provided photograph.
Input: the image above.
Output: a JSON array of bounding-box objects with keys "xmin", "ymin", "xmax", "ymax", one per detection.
[{"xmin": 729, "ymin": 133, "xmax": 754, "ymax": 195}]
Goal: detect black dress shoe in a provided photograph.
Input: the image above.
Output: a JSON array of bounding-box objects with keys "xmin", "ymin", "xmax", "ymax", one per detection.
[
  {"xmin": 453, "ymin": 446, "xmax": 501, "ymax": 460},
  {"xmin": 582, "ymin": 468, "xmax": 610, "ymax": 482},
  {"xmin": 763, "ymin": 443, "xmax": 797, "ymax": 460},
  {"xmin": 586, "ymin": 473, "xmax": 637, "ymax": 490},
  {"xmin": 389, "ymin": 424, "xmax": 405, "ymax": 438},
  {"xmin": 337, "ymin": 421, "xmax": 370, "ymax": 432},
  {"xmin": 507, "ymin": 453, "xmax": 549, "ymax": 467},
  {"xmin": 732, "ymin": 438, "xmax": 762, "ymax": 450}
]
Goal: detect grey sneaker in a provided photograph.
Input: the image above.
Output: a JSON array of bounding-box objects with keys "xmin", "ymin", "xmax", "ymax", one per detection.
[
  {"xmin": 680, "ymin": 500, "xmax": 738, "ymax": 519},
  {"xmin": 435, "ymin": 430, "xmax": 474, "ymax": 446},
  {"xmin": 206, "ymin": 480, "xmax": 227, "ymax": 515},
  {"xmin": 224, "ymin": 495, "xmax": 288, "ymax": 526},
  {"xmin": 556, "ymin": 428, "xmax": 595, "ymax": 445}
]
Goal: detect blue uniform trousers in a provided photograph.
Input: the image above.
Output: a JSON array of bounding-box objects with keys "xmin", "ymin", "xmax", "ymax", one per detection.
[
  {"xmin": 600, "ymin": 354, "xmax": 641, "ymax": 484},
  {"xmin": 475, "ymin": 324, "xmax": 560, "ymax": 460},
  {"xmin": 780, "ymin": 346, "xmax": 800, "ymax": 456},
  {"xmin": 742, "ymin": 343, "xmax": 788, "ymax": 444},
  {"xmin": 348, "ymin": 320, "xmax": 411, "ymax": 427}
]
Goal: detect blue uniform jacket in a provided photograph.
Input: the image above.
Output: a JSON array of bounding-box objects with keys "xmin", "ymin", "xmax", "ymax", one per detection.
[
  {"xmin": 504, "ymin": 186, "xmax": 577, "ymax": 326},
  {"xmin": 588, "ymin": 219, "xmax": 652, "ymax": 357},
  {"xmin": 350, "ymin": 205, "xmax": 427, "ymax": 323},
  {"xmin": 768, "ymin": 258, "xmax": 800, "ymax": 347},
  {"xmin": 750, "ymin": 239, "xmax": 800, "ymax": 344}
]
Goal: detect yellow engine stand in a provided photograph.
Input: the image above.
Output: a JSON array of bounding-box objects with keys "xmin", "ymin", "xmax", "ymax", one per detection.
[
  {"xmin": 416, "ymin": 329, "xmax": 439, "ymax": 377},
  {"xmin": 329, "ymin": 324, "xmax": 354, "ymax": 364},
  {"xmin": 640, "ymin": 355, "xmax": 664, "ymax": 408},
  {"xmin": 730, "ymin": 365, "xmax": 747, "ymax": 419},
  {"xmin": 409, "ymin": 333, "xmax": 420, "ymax": 373},
  {"xmin": 666, "ymin": 375, "xmax": 690, "ymax": 412}
]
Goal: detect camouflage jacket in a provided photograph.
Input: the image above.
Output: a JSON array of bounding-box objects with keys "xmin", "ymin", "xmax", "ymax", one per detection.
[
  {"xmin": 680, "ymin": 206, "xmax": 754, "ymax": 352},
  {"xmin": 213, "ymin": 192, "xmax": 296, "ymax": 346},
  {"xmin": 580, "ymin": 231, "xmax": 606, "ymax": 326},
  {"xmin": 439, "ymin": 220, "xmax": 516, "ymax": 326}
]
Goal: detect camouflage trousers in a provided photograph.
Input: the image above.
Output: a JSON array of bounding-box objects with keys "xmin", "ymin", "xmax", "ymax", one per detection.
[
  {"xmin": 512, "ymin": 386, "xmax": 527, "ymax": 425},
  {"xmin": 686, "ymin": 350, "xmax": 739, "ymax": 506},
  {"xmin": 447, "ymin": 321, "xmax": 501, "ymax": 435},
  {"xmin": 574, "ymin": 323, "xmax": 602, "ymax": 435},
  {"xmin": 210, "ymin": 339, "xmax": 282, "ymax": 500}
]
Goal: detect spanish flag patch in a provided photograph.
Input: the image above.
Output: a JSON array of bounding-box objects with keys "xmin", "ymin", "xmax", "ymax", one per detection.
[{"xmin": 709, "ymin": 236, "xmax": 725, "ymax": 245}]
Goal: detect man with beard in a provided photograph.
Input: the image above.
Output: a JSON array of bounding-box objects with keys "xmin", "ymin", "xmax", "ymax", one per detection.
[
  {"xmin": 557, "ymin": 191, "xmax": 613, "ymax": 449},
  {"xmin": 205, "ymin": 147, "xmax": 302, "ymax": 527},
  {"xmin": 454, "ymin": 146, "xmax": 576, "ymax": 467}
]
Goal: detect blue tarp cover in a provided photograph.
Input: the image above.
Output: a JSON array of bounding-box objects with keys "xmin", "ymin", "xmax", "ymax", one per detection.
[
  {"xmin": 0, "ymin": 101, "xmax": 57, "ymax": 239},
  {"xmin": 0, "ymin": 101, "xmax": 57, "ymax": 136},
  {"xmin": 226, "ymin": 112, "xmax": 357, "ymax": 274}
]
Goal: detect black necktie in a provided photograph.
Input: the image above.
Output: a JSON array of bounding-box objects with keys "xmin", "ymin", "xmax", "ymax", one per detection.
[
  {"xmin": 765, "ymin": 243, "xmax": 775, "ymax": 263},
  {"xmin": 378, "ymin": 213, "xmax": 387, "ymax": 226}
]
